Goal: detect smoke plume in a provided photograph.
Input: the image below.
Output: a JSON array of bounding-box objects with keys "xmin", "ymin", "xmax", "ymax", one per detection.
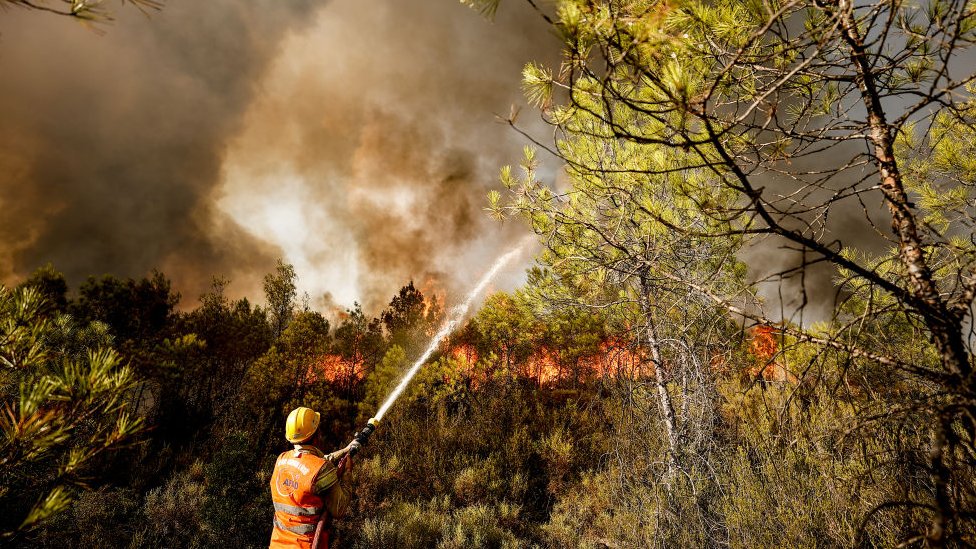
[{"xmin": 0, "ymin": 1, "xmax": 555, "ymax": 312}]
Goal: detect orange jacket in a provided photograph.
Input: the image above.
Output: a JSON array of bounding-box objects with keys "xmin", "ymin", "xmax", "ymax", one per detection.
[{"xmin": 269, "ymin": 448, "xmax": 329, "ymax": 549}]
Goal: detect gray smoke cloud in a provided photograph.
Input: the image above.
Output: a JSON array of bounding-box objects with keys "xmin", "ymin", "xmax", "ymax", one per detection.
[
  {"xmin": 739, "ymin": 140, "xmax": 896, "ymax": 325},
  {"xmin": 0, "ymin": 1, "xmax": 557, "ymax": 312}
]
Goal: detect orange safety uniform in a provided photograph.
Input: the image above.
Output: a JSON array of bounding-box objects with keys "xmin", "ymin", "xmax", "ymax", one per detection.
[{"xmin": 269, "ymin": 448, "xmax": 330, "ymax": 549}]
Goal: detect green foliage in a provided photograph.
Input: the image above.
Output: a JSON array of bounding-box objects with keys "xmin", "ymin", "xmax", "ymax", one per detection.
[
  {"xmin": 331, "ymin": 302, "xmax": 384, "ymax": 387},
  {"xmin": 132, "ymin": 464, "xmax": 206, "ymax": 548},
  {"xmin": 72, "ymin": 271, "xmax": 178, "ymax": 344},
  {"xmin": 459, "ymin": 0, "xmax": 501, "ymax": 19},
  {"xmin": 522, "ymin": 63, "xmax": 553, "ymax": 108},
  {"xmin": 197, "ymin": 432, "xmax": 271, "ymax": 548},
  {"xmin": 9, "ymin": 254, "xmax": 970, "ymax": 548},
  {"xmin": 38, "ymin": 487, "xmax": 141, "ymax": 548},
  {"xmin": 481, "ymin": 0, "xmax": 976, "ymax": 543},
  {"xmin": 716, "ymin": 371, "xmax": 930, "ymax": 548},
  {"xmin": 238, "ymin": 309, "xmax": 332, "ymax": 446},
  {"xmin": 264, "ymin": 259, "xmax": 298, "ymax": 340},
  {"xmin": 359, "ymin": 345, "xmax": 407, "ymax": 422},
  {"xmin": 20, "ymin": 265, "xmax": 68, "ymax": 316},
  {"xmin": 0, "ymin": 285, "xmax": 143, "ymax": 541},
  {"xmin": 347, "ymin": 369, "xmax": 611, "ymax": 548},
  {"xmin": 356, "ymin": 497, "xmax": 522, "ymax": 549},
  {"xmin": 470, "ymin": 292, "xmax": 537, "ymax": 370}
]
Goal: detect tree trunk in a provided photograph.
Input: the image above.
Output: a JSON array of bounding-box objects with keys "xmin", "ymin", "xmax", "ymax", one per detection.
[
  {"xmin": 639, "ymin": 273, "xmax": 680, "ymax": 473},
  {"xmin": 836, "ymin": 3, "xmax": 974, "ymax": 544}
]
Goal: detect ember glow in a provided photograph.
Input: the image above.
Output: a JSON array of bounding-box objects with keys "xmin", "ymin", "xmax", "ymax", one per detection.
[
  {"xmin": 419, "ymin": 276, "xmax": 447, "ymax": 334},
  {"xmin": 750, "ymin": 325, "xmax": 778, "ymax": 362},
  {"xmin": 596, "ymin": 340, "xmax": 649, "ymax": 379},
  {"xmin": 445, "ymin": 338, "xmax": 651, "ymax": 387},
  {"xmin": 526, "ymin": 347, "xmax": 562, "ymax": 385}
]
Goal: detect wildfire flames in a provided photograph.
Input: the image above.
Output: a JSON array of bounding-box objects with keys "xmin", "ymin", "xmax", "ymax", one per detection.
[
  {"xmin": 517, "ymin": 340, "xmax": 649, "ymax": 386},
  {"xmin": 306, "ymin": 354, "xmax": 365, "ymax": 385},
  {"xmin": 303, "ymin": 327, "xmax": 795, "ymax": 388},
  {"xmin": 597, "ymin": 339, "xmax": 650, "ymax": 379},
  {"xmin": 526, "ymin": 347, "xmax": 562, "ymax": 385},
  {"xmin": 419, "ymin": 276, "xmax": 447, "ymax": 324},
  {"xmin": 450, "ymin": 343, "xmax": 479, "ymax": 365},
  {"xmin": 303, "ymin": 337, "xmax": 652, "ymax": 388},
  {"xmin": 748, "ymin": 325, "xmax": 795, "ymax": 383}
]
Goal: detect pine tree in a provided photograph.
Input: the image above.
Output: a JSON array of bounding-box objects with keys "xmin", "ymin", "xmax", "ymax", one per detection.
[{"xmin": 0, "ymin": 284, "xmax": 142, "ymax": 541}]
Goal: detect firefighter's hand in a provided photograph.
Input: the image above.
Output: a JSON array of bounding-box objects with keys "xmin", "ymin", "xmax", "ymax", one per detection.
[{"xmin": 347, "ymin": 440, "xmax": 362, "ymax": 454}]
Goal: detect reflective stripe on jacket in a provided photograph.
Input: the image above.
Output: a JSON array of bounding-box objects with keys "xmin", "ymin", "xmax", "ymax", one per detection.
[{"xmin": 269, "ymin": 449, "xmax": 328, "ymax": 549}]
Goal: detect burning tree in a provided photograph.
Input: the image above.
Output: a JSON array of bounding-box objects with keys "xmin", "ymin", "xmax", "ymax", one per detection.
[{"xmin": 325, "ymin": 304, "xmax": 384, "ymax": 396}]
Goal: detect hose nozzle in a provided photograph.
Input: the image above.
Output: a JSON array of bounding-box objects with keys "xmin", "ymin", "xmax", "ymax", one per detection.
[{"xmin": 348, "ymin": 417, "xmax": 379, "ymax": 457}]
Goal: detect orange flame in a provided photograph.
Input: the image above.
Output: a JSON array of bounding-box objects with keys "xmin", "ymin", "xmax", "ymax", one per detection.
[
  {"xmin": 451, "ymin": 343, "xmax": 479, "ymax": 365},
  {"xmin": 747, "ymin": 326, "xmax": 795, "ymax": 383},
  {"xmin": 442, "ymin": 342, "xmax": 488, "ymax": 387},
  {"xmin": 519, "ymin": 339, "xmax": 651, "ymax": 385},
  {"xmin": 596, "ymin": 339, "xmax": 650, "ymax": 379},
  {"xmin": 419, "ymin": 275, "xmax": 447, "ymax": 322},
  {"xmin": 526, "ymin": 347, "xmax": 562, "ymax": 385},
  {"xmin": 750, "ymin": 325, "xmax": 778, "ymax": 362},
  {"xmin": 305, "ymin": 354, "xmax": 365, "ymax": 385}
]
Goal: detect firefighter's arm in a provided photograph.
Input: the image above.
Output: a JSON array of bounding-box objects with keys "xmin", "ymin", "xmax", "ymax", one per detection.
[
  {"xmin": 325, "ymin": 441, "xmax": 360, "ymax": 477},
  {"xmin": 324, "ymin": 440, "xmax": 360, "ymax": 463},
  {"xmin": 312, "ymin": 460, "xmax": 351, "ymax": 519},
  {"xmin": 312, "ymin": 460, "xmax": 339, "ymax": 494}
]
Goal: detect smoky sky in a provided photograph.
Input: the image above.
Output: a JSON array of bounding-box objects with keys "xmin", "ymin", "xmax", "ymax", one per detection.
[{"xmin": 0, "ymin": 1, "xmax": 557, "ymax": 313}]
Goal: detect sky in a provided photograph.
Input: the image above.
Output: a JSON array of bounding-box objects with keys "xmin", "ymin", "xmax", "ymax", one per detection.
[{"xmin": 0, "ymin": 0, "xmax": 557, "ymax": 313}]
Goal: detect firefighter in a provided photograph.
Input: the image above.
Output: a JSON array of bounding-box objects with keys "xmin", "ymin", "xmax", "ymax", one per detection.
[{"xmin": 269, "ymin": 406, "xmax": 358, "ymax": 549}]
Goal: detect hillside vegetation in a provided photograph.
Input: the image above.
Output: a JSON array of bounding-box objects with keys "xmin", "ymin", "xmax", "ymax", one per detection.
[{"xmin": 1, "ymin": 254, "xmax": 971, "ymax": 547}]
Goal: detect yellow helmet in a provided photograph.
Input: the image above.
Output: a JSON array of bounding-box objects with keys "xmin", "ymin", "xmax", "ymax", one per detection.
[{"xmin": 285, "ymin": 406, "xmax": 320, "ymax": 443}]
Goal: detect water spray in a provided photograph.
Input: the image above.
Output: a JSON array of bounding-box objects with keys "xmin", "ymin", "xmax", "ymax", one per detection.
[{"xmin": 345, "ymin": 239, "xmax": 530, "ymax": 456}]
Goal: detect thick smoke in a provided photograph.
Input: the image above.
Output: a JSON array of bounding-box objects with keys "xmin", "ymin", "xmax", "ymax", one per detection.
[
  {"xmin": 0, "ymin": 1, "xmax": 322, "ymax": 298},
  {"xmin": 215, "ymin": 1, "xmax": 554, "ymax": 312},
  {"xmin": 0, "ymin": 1, "xmax": 556, "ymax": 312}
]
